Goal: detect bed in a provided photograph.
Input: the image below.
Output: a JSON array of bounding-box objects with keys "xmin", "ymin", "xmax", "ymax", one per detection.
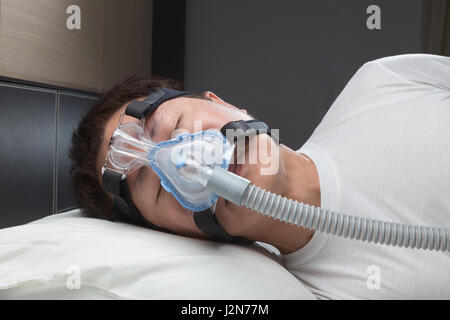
[{"xmin": 0, "ymin": 79, "xmax": 315, "ymax": 300}]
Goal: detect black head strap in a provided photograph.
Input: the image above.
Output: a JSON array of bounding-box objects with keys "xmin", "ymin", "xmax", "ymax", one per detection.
[
  {"xmin": 102, "ymin": 169, "xmax": 169, "ymax": 232},
  {"xmin": 126, "ymin": 88, "xmax": 185, "ymax": 120},
  {"xmin": 193, "ymin": 209, "xmax": 253, "ymax": 244},
  {"xmin": 221, "ymin": 119, "xmax": 281, "ymax": 145}
]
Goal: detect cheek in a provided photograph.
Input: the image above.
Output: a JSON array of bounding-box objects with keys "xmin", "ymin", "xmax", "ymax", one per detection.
[
  {"xmin": 131, "ymin": 180, "xmax": 156, "ymax": 218},
  {"xmin": 153, "ymin": 192, "xmax": 201, "ymax": 236},
  {"xmin": 134, "ymin": 180, "xmax": 195, "ymax": 232}
]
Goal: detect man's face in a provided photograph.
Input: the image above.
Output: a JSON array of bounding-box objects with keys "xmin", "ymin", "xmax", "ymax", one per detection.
[{"xmin": 98, "ymin": 92, "xmax": 283, "ymax": 239}]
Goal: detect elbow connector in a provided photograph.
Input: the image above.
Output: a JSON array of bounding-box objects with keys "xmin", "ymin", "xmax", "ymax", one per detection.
[{"xmin": 205, "ymin": 166, "xmax": 251, "ymax": 206}]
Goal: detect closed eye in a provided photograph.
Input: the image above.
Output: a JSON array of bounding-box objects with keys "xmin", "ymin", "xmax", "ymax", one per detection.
[{"xmin": 134, "ymin": 166, "xmax": 162, "ymax": 204}]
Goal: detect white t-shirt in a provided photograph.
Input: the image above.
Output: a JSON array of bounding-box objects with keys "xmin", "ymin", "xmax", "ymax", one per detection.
[{"xmin": 282, "ymin": 54, "xmax": 450, "ymax": 299}]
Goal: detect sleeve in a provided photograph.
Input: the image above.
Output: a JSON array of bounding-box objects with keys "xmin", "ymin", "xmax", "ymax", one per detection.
[{"xmin": 371, "ymin": 54, "xmax": 450, "ymax": 90}]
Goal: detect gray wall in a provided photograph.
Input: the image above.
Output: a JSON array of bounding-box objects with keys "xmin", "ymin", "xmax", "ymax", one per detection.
[{"xmin": 184, "ymin": 0, "xmax": 423, "ymax": 149}]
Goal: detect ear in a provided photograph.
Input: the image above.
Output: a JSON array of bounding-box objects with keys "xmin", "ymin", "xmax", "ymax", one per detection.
[
  {"xmin": 202, "ymin": 91, "xmax": 225, "ymax": 103},
  {"xmin": 202, "ymin": 91, "xmax": 241, "ymax": 111}
]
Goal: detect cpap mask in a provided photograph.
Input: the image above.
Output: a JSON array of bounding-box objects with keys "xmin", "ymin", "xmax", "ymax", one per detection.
[
  {"xmin": 106, "ymin": 120, "xmax": 234, "ymax": 212},
  {"xmin": 103, "ymin": 89, "xmax": 449, "ymax": 251}
]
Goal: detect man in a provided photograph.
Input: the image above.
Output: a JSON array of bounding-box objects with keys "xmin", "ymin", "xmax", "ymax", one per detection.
[{"xmin": 70, "ymin": 54, "xmax": 450, "ymax": 299}]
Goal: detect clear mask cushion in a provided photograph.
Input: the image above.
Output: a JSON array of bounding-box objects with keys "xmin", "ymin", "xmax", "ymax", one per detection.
[{"xmin": 148, "ymin": 130, "xmax": 234, "ymax": 212}]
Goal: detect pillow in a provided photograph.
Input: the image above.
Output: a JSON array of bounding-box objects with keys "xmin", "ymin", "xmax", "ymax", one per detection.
[{"xmin": 0, "ymin": 210, "xmax": 315, "ymax": 300}]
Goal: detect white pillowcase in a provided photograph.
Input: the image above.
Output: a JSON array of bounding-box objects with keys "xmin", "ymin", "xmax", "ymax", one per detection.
[{"xmin": 0, "ymin": 210, "xmax": 315, "ymax": 300}]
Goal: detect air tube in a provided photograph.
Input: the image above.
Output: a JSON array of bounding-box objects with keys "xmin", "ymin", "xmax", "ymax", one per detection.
[{"xmin": 206, "ymin": 167, "xmax": 449, "ymax": 252}]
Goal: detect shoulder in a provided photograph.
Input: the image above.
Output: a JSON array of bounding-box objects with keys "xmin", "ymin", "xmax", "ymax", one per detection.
[
  {"xmin": 356, "ymin": 54, "xmax": 450, "ymax": 89},
  {"xmin": 369, "ymin": 53, "xmax": 450, "ymax": 68}
]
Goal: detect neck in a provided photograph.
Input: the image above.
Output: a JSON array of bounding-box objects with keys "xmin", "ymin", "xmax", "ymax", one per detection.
[
  {"xmin": 282, "ymin": 146, "xmax": 321, "ymax": 208},
  {"xmin": 264, "ymin": 145, "xmax": 321, "ymax": 254}
]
